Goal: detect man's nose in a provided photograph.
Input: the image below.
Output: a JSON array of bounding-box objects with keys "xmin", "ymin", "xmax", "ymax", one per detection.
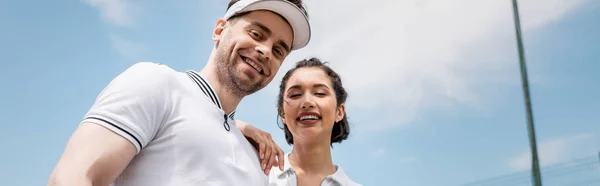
[{"xmin": 255, "ymin": 44, "xmax": 272, "ymax": 62}]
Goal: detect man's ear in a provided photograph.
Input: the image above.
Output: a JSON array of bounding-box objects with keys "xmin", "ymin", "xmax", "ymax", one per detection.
[
  {"xmin": 335, "ymin": 104, "xmax": 345, "ymax": 123},
  {"xmin": 213, "ymin": 18, "xmax": 227, "ymax": 43}
]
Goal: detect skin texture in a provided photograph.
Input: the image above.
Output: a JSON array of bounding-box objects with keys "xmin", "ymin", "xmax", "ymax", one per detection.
[
  {"xmin": 212, "ymin": 10, "xmax": 293, "ymax": 99},
  {"xmin": 281, "ymin": 67, "xmax": 345, "ymax": 146},
  {"xmin": 282, "ymin": 67, "xmax": 345, "ymax": 186},
  {"xmin": 237, "ymin": 120, "xmax": 285, "ymax": 174},
  {"xmin": 47, "ymin": 123, "xmax": 136, "ymax": 186},
  {"xmin": 48, "ymin": 10, "xmax": 294, "ymax": 185}
]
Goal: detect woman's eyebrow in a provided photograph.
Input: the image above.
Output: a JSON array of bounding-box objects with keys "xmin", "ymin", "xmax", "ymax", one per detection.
[{"xmin": 286, "ymin": 84, "xmax": 301, "ymax": 93}]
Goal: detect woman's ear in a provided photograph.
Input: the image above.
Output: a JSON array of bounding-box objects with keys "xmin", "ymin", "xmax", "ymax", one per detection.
[
  {"xmin": 279, "ymin": 108, "xmax": 286, "ymax": 124},
  {"xmin": 212, "ymin": 18, "xmax": 227, "ymax": 44},
  {"xmin": 335, "ymin": 104, "xmax": 345, "ymax": 123}
]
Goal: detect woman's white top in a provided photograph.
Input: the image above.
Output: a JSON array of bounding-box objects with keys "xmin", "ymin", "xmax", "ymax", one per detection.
[{"xmin": 268, "ymin": 154, "xmax": 362, "ymax": 186}]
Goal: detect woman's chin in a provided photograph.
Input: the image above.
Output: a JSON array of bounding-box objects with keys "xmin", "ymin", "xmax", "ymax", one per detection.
[{"xmin": 294, "ymin": 129, "xmax": 329, "ymax": 142}]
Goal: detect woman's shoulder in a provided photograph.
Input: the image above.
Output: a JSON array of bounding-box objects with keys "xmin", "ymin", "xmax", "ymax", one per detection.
[
  {"xmin": 332, "ymin": 165, "xmax": 363, "ymax": 186},
  {"xmin": 346, "ymin": 179, "xmax": 363, "ymax": 186}
]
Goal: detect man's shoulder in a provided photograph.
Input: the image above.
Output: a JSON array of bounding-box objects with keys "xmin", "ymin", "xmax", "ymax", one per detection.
[
  {"xmin": 125, "ymin": 62, "xmax": 179, "ymax": 76},
  {"xmin": 120, "ymin": 62, "xmax": 182, "ymax": 85}
]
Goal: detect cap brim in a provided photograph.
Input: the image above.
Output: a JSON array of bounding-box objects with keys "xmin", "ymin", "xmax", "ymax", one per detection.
[{"xmin": 224, "ymin": 0, "xmax": 310, "ymax": 50}]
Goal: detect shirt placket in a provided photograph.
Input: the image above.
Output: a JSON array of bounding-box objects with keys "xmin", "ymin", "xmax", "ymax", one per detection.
[
  {"xmin": 289, "ymin": 170, "xmax": 298, "ymax": 186},
  {"xmin": 225, "ymin": 116, "xmax": 238, "ymax": 163}
]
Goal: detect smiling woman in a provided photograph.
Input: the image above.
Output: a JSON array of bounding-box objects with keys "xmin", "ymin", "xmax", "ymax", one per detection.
[
  {"xmin": 237, "ymin": 57, "xmax": 360, "ymax": 186},
  {"xmin": 270, "ymin": 57, "xmax": 359, "ymax": 186},
  {"xmin": 277, "ymin": 58, "xmax": 350, "ymax": 147}
]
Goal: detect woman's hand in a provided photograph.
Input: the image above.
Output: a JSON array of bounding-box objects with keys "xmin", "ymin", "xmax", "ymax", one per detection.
[{"xmin": 237, "ymin": 120, "xmax": 285, "ymax": 175}]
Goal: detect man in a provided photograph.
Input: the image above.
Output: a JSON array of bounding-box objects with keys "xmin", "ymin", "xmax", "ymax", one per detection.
[{"xmin": 47, "ymin": 0, "xmax": 311, "ymax": 185}]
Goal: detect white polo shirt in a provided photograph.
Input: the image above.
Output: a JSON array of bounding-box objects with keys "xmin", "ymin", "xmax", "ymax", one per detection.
[
  {"xmin": 269, "ymin": 153, "xmax": 362, "ymax": 186},
  {"xmin": 82, "ymin": 62, "xmax": 267, "ymax": 186}
]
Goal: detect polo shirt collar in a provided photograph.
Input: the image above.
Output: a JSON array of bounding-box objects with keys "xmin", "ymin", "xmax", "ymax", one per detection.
[
  {"xmin": 186, "ymin": 71, "xmax": 236, "ymax": 120},
  {"xmin": 277, "ymin": 153, "xmax": 353, "ymax": 186},
  {"xmin": 276, "ymin": 153, "xmax": 294, "ymax": 178},
  {"xmin": 327, "ymin": 166, "xmax": 352, "ymax": 186}
]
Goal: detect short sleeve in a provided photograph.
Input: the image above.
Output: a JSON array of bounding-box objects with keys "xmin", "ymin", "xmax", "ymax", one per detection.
[{"xmin": 82, "ymin": 62, "xmax": 173, "ymax": 153}]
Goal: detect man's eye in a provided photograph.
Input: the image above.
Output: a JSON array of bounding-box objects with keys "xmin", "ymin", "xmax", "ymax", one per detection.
[
  {"xmin": 289, "ymin": 94, "xmax": 301, "ymax": 98},
  {"xmin": 249, "ymin": 30, "xmax": 261, "ymax": 39},
  {"xmin": 315, "ymin": 93, "xmax": 327, "ymax": 96},
  {"xmin": 274, "ymin": 48, "xmax": 283, "ymax": 56}
]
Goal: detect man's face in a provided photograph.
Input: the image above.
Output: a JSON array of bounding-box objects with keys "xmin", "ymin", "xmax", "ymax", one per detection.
[{"xmin": 214, "ymin": 10, "xmax": 294, "ymax": 97}]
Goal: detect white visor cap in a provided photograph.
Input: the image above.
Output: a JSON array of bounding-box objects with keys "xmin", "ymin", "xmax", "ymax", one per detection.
[{"xmin": 223, "ymin": 0, "xmax": 311, "ymax": 51}]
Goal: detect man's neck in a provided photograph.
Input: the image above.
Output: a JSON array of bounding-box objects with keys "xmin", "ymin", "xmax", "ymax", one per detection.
[
  {"xmin": 289, "ymin": 140, "xmax": 336, "ymax": 176},
  {"xmin": 198, "ymin": 58, "xmax": 242, "ymax": 114}
]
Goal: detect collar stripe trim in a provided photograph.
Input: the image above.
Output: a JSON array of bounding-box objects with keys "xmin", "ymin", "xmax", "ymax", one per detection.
[{"xmin": 186, "ymin": 71, "xmax": 221, "ymax": 109}]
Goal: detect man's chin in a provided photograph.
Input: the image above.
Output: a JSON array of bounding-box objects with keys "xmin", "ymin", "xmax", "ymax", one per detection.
[{"xmin": 230, "ymin": 78, "xmax": 262, "ymax": 95}]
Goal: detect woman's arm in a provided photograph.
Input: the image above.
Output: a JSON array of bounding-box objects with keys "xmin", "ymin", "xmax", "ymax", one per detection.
[{"xmin": 237, "ymin": 120, "xmax": 285, "ymax": 175}]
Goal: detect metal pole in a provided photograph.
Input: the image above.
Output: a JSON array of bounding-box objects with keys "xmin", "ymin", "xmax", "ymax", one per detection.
[{"xmin": 510, "ymin": 0, "xmax": 543, "ymax": 186}]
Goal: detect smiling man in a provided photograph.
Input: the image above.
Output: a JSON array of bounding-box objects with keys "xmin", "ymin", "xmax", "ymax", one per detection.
[{"xmin": 47, "ymin": 0, "xmax": 311, "ymax": 185}]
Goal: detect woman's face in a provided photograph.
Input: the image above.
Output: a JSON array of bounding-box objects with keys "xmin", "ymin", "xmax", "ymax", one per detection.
[{"xmin": 281, "ymin": 67, "xmax": 345, "ymax": 144}]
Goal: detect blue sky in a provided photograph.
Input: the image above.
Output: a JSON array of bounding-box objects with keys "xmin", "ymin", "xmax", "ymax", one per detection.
[{"xmin": 1, "ymin": 0, "xmax": 599, "ymax": 185}]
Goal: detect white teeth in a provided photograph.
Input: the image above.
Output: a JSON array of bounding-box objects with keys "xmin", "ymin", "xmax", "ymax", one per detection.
[
  {"xmin": 300, "ymin": 115, "xmax": 319, "ymax": 120},
  {"xmin": 244, "ymin": 58, "xmax": 262, "ymax": 73}
]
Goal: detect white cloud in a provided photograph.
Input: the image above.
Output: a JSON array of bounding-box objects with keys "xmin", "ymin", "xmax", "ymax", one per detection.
[
  {"xmin": 509, "ymin": 133, "xmax": 597, "ymax": 171},
  {"xmin": 519, "ymin": 0, "xmax": 590, "ymax": 30},
  {"xmin": 83, "ymin": 0, "xmax": 135, "ymax": 27},
  {"xmin": 109, "ymin": 33, "xmax": 148, "ymax": 60},
  {"xmin": 84, "ymin": 0, "xmax": 145, "ymax": 59},
  {"xmin": 261, "ymin": 0, "xmax": 591, "ymax": 132}
]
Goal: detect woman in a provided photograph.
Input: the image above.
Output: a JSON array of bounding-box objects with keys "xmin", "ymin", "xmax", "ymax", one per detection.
[{"xmin": 239, "ymin": 57, "xmax": 361, "ymax": 186}]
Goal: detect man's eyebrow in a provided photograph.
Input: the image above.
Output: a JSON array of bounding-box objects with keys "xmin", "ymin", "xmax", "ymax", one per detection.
[
  {"xmin": 252, "ymin": 21, "xmax": 272, "ymax": 36},
  {"xmin": 252, "ymin": 21, "xmax": 291, "ymax": 54}
]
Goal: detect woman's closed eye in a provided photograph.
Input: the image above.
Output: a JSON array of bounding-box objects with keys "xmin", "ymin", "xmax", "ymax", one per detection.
[{"xmin": 289, "ymin": 93, "xmax": 301, "ymax": 98}]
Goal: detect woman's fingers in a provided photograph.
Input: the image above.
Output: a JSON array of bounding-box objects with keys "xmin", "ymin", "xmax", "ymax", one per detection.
[
  {"xmin": 263, "ymin": 140, "xmax": 273, "ymax": 172},
  {"xmin": 259, "ymin": 142, "xmax": 266, "ymax": 170},
  {"xmin": 276, "ymin": 145, "xmax": 285, "ymax": 171}
]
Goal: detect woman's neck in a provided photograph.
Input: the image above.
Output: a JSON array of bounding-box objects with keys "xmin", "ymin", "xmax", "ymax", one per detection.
[{"xmin": 289, "ymin": 141, "xmax": 337, "ymax": 176}]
